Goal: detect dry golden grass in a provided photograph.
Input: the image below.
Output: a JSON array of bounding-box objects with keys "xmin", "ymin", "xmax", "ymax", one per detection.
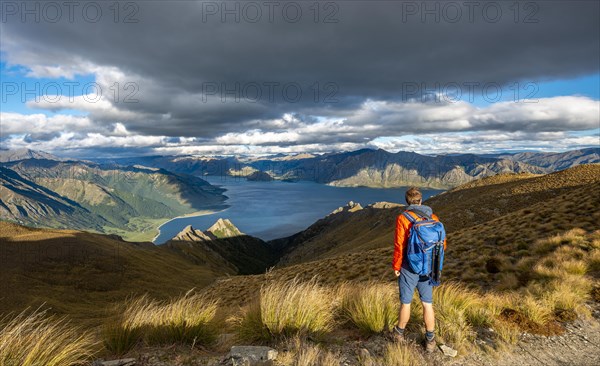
[
  {"xmin": 339, "ymin": 282, "xmax": 398, "ymax": 334},
  {"xmin": 103, "ymin": 290, "xmax": 219, "ymax": 353},
  {"xmin": 492, "ymin": 319, "xmax": 520, "ymax": 346},
  {"xmin": 0, "ymin": 308, "xmax": 97, "ymax": 366},
  {"xmin": 274, "ymin": 336, "xmax": 340, "ymax": 366},
  {"xmin": 430, "ymin": 283, "xmax": 478, "ymax": 353},
  {"xmin": 232, "ymin": 277, "xmax": 336, "ymax": 341},
  {"xmin": 207, "ymin": 228, "xmax": 598, "ymax": 355},
  {"xmin": 260, "ymin": 277, "xmax": 336, "ymax": 337},
  {"xmin": 381, "ymin": 342, "xmax": 425, "ymax": 366}
]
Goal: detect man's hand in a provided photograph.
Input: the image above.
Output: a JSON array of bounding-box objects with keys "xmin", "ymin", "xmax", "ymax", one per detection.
[{"xmin": 394, "ymin": 270, "xmax": 400, "ymax": 277}]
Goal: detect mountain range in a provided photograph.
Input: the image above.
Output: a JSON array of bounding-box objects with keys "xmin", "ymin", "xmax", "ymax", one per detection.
[
  {"xmin": 0, "ymin": 147, "xmax": 598, "ymax": 242},
  {"xmin": 91, "ymin": 147, "xmax": 599, "ymax": 189}
]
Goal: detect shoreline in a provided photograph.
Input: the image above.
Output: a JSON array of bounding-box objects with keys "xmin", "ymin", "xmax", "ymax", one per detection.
[{"xmin": 151, "ymin": 206, "xmax": 229, "ymax": 243}]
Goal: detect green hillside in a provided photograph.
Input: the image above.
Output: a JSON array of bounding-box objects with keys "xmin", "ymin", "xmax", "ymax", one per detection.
[{"xmin": 0, "ymin": 159, "xmax": 228, "ymax": 241}]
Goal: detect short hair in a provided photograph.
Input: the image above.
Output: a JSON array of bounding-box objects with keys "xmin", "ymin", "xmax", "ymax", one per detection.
[{"xmin": 405, "ymin": 187, "xmax": 422, "ymax": 205}]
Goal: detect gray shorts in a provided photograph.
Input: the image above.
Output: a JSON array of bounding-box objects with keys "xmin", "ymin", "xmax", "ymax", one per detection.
[{"xmin": 398, "ymin": 266, "xmax": 433, "ymax": 304}]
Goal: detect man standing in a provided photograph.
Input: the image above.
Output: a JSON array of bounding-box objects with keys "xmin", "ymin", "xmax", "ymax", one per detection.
[{"xmin": 391, "ymin": 187, "xmax": 446, "ymax": 352}]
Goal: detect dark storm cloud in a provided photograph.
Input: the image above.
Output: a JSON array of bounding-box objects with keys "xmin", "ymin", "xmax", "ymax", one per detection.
[{"xmin": 2, "ymin": 0, "xmax": 599, "ymax": 139}]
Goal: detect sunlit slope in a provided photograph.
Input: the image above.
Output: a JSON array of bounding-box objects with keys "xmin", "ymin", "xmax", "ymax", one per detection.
[
  {"xmin": 205, "ymin": 165, "xmax": 600, "ymax": 306},
  {"xmin": 274, "ymin": 165, "xmax": 600, "ymax": 267},
  {"xmin": 428, "ymin": 163, "xmax": 600, "ymax": 232}
]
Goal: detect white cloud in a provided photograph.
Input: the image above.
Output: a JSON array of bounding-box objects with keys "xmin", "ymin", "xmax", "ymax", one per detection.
[
  {"xmin": 27, "ymin": 94, "xmax": 140, "ymax": 121},
  {"xmin": 0, "ymin": 112, "xmax": 94, "ymax": 134}
]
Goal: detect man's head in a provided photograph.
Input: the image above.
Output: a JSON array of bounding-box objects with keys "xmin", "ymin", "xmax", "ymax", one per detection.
[{"xmin": 405, "ymin": 187, "xmax": 422, "ymax": 205}]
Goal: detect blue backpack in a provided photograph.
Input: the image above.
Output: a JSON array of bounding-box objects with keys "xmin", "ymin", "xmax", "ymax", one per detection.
[{"xmin": 403, "ymin": 211, "xmax": 446, "ymax": 286}]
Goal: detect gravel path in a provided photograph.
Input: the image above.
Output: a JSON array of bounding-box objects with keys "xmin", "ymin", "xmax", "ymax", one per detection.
[{"xmin": 451, "ymin": 305, "xmax": 600, "ymax": 366}]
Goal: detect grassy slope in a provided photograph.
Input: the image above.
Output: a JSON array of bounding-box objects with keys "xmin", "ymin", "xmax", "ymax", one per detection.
[
  {"xmin": 0, "ymin": 222, "xmax": 235, "ymax": 326},
  {"xmin": 273, "ymin": 164, "xmax": 600, "ymax": 267},
  {"xmin": 203, "ymin": 164, "xmax": 600, "ymax": 307}
]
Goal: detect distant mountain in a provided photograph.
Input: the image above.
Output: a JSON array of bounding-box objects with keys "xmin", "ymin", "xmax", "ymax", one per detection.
[
  {"xmin": 87, "ymin": 148, "xmax": 600, "ymax": 189},
  {"xmin": 6, "ymin": 147, "xmax": 598, "ymax": 191},
  {"xmin": 0, "ymin": 148, "xmax": 66, "ymax": 163},
  {"xmin": 0, "ymin": 158, "xmax": 228, "ymax": 240},
  {"xmin": 166, "ymin": 218, "xmax": 277, "ymax": 274},
  {"xmin": 495, "ymin": 147, "xmax": 600, "ymax": 171}
]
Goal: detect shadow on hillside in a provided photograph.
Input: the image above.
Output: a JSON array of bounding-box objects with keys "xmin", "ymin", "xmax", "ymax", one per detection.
[{"xmin": 167, "ymin": 233, "xmax": 277, "ymax": 275}]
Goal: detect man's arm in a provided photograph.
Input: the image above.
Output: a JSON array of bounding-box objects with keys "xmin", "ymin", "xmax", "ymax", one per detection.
[{"xmin": 392, "ymin": 215, "xmax": 406, "ymax": 275}]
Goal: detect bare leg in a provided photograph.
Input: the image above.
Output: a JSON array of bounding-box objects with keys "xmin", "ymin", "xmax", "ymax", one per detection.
[
  {"xmin": 398, "ymin": 303, "xmax": 411, "ymax": 329},
  {"xmin": 422, "ymin": 302, "xmax": 435, "ymax": 332}
]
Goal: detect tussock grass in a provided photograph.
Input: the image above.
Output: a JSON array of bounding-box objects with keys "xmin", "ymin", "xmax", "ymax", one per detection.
[
  {"xmin": 589, "ymin": 249, "xmax": 600, "ymax": 273},
  {"xmin": 339, "ymin": 282, "xmax": 398, "ymax": 334},
  {"xmin": 274, "ymin": 336, "xmax": 340, "ymax": 366},
  {"xmin": 295, "ymin": 343, "xmax": 321, "ymax": 366},
  {"xmin": 104, "ymin": 291, "xmax": 219, "ymax": 353},
  {"xmin": 234, "ymin": 277, "xmax": 336, "ymax": 341},
  {"xmin": 382, "ymin": 342, "xmax": 425, "ymax": 366},
  {"xmin": 493, "ymin": 319, "xmax": 520, "ymax": 346},
  {"xmin": 260, "ymin": 277, "xmax": 335, "ymax": 337},
  {"xmin": 231, "ymin": 300, "xmax": 271, "ymax": 342},
  {"xmin": 433, "ymin": 283, "xmax": 479, "ymax": 352},
  {"xmin": 102, "ymin": 318, "xmax": 141, "ymax": 355},
  {"xmin": 519, "ymin": 295, "xmax": 552, "ymax": 325},
  {"xmin": 497, "ymin": 272, "xmax": 520, "ymax": 290},
  {"xmin": 0, "ymin": 308, "xmax": 97, "ymax": 366}
]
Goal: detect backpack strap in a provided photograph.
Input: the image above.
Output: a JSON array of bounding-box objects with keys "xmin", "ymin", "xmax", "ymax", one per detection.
[{"xmin": 402, "ymin": 210, "xmax": 421, "ymax": 223}]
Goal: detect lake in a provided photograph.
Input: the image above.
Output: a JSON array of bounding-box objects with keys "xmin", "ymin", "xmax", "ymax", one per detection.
[{"xmin": 153, "ymin": 176, "xmax": 444, "ymax": 244}]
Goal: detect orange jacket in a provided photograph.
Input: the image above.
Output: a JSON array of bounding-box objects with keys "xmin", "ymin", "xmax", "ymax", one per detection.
[{"xmin": 392, "ymin": 210, "xmax": 447, "ymax": 271}]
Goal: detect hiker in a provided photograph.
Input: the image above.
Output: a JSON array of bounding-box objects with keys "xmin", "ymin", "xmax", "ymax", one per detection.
[{"xmin": 391, "ymin": 187, "xmax": 446, "ymax": 352}]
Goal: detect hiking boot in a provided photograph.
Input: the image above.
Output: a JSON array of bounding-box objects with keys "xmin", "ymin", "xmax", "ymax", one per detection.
[
  {"xmin": 425, "ymin": 337, "xmax": 437, "ymax": 353},
  {"xmin": 390, "ymin": 326, "xmax": 405, "ymax": 343}
]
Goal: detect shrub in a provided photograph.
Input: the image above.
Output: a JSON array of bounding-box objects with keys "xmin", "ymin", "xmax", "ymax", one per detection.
[{"xmin": 0, "ymin": 309, "xmax": 97, "ymax": 366}]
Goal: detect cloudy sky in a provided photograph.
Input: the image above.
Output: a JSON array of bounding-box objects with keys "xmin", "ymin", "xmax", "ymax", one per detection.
[{"xmin": 1, "ymin": 0, "xmax": 599, "ymax": 157}]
